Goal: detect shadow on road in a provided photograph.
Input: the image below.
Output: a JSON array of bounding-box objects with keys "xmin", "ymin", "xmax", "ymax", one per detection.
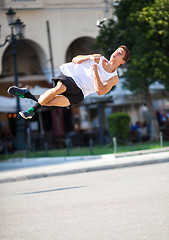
[{"xmin": 19, "ymin": 185, "xmax": 87, "ymax": 195}]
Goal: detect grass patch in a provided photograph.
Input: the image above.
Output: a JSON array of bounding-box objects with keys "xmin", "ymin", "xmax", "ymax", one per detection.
[{"xmin": 0, "ymin": 140, "xmax": 168, "ymax": 161}]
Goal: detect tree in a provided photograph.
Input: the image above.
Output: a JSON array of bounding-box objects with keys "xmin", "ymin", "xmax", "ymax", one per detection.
[{"xmin": 95, "ymin": 0, "xmax": 169, "ymax": 141}]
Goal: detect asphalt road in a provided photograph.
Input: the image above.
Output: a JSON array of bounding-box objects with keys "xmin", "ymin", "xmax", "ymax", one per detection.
[{"xmin": 0, "ymin": 162, "xmax": 169, "ymax": 240}]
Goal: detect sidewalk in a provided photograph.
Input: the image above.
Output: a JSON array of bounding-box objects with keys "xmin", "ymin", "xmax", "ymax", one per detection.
[{"xmin": 0, "ymin": 147, "xmax": 169, "ymax": 183}]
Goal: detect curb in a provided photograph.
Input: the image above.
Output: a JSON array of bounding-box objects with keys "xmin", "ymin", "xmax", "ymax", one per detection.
[{"xmin": 0, "ymin": 154, "xmax": 169, "ymax": 183}]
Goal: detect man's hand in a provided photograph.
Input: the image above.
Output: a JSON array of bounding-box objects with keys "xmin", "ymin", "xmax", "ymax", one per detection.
[
  {"xmin": 90, "ymin": 54, "xmax": 102, "ymax": 64},
  {"xmin": 90, "ymin": 64, "xmax": 98, "ymax": 73}
]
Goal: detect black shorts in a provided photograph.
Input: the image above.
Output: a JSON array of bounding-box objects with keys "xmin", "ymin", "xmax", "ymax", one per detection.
[{"xmin": 52, "ymin": 69, "xmax": 84, "ymax": 106}]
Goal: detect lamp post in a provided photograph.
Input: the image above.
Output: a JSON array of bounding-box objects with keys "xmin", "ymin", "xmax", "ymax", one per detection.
[{"xmin": 0, "ymin": 8, "xmax": 26, "ymax": 150}]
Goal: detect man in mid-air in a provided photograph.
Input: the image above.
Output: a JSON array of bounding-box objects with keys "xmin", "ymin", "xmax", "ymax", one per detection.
[{"xmin": 8, "ymin": 45, "xmax": 130, "ymax": 119}]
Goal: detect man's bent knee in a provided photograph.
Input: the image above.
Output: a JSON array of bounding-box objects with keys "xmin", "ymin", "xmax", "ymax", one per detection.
[
  {"xmin": 38, "ymin": 81, "xmax": 67, "ymax": 105},
  {"xmin": 55, "ymin": 81, "xmax": 66, "ymax": 93}
]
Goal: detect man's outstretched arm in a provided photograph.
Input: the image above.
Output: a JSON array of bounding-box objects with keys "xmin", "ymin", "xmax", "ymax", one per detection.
[
  {"xmin": 72, "ymin": 54, "xmax": 102, "ymax": 64},
  {"xmin": 91, "ymin": 64, "xmax": 119, "ymax": 96}
]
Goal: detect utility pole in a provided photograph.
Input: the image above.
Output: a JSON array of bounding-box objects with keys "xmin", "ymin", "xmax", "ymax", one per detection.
[{"xmin": 46, "ymin": 20, "xmax": 55, "ymax": 78}]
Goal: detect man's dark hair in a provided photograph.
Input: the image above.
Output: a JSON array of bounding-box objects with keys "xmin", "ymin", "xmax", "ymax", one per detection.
[{"xmin": 120, "ymin": 45, "xmax": 130, "ymax": 62}]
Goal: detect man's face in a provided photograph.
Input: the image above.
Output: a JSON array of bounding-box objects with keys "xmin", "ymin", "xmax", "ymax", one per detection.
[{"xmin": 110, "ymin": 47, "xmax": 126, "ymax": 65}]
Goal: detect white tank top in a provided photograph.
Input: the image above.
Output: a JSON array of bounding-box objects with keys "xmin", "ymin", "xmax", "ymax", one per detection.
[{"xmin": 60, "ymin": 56, "xmax": 118, "ymax": 97}]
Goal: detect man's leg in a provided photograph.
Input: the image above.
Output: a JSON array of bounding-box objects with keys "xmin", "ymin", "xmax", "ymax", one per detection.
[
  {"xmin": 19, "ymin": 81, "xmax": 68, "ymax": 119},
  {"xmin": 8, "ymin": 86, "xmax": 38, "ymax": 102},
  {"xmin": 45, "ymin": 95, "xmax": 70, "ymax": 107},
  {"xmin": 38, "ymin": 81, "xmax": 66, "ymax": 106}
]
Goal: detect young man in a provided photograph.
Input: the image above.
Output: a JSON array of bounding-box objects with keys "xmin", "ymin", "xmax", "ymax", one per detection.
[{"xmin": 8, "ymin": 45, "xmax": 130, "ymax": 119}]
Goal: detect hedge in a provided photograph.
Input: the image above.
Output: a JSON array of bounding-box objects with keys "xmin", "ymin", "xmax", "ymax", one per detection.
[{"xmin": 107, "ymin": 112, "xmax": 130, "ymax": 141}]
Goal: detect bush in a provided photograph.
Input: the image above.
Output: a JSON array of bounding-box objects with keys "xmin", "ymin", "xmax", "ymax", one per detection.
[{"xmin": 107, "ymin": 112, "xmax": 130, "ymax": 141}]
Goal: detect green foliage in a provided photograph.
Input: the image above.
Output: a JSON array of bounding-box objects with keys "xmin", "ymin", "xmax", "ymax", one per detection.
[
  {"xmin": 107, "ymin": 112, "xmax": 130, "ymax": 141},
  {"xmin": 95, "ymin": 0, "xmax": 169, "ymax": 91},
  {"xmin": 1, "ymin": 141, "xmax": 169, "ymax": 160}
]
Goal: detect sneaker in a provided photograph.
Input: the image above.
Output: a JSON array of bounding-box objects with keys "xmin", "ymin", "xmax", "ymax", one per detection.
[
  {"xmin": 8, "ymin": 86, "xmax": 30, "ymax": 98},
  {"xmin": 19, "ymin": 107, "xmax": 35, "ymax": 119}
]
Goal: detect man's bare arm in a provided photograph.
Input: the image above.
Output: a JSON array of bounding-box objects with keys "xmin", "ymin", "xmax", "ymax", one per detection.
[
  {"xmin": 72, "ymin": 54, "xmax": 102, "ymax": 64},
  {"xmin": 91, "ymin": 64, "xmax": 119, "ymax": 96}
]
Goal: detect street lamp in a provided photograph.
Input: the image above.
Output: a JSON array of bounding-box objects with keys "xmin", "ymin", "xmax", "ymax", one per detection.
[
  {"xmin": 0, "ymin": 7, "xmax": 26, "ymax": 150},
  {"xmin": 6, "ymin": 7, "xmax": 16, "ymax": 25}
]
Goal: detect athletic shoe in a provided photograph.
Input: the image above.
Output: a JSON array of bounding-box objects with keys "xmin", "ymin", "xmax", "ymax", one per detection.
[
  {"xmin": 8, "ymin": 86, "xmax": 30, "ymax": 98},
  {"xmin": 19, "ymin": 107, "xmax": 35, "ymax": 119}
]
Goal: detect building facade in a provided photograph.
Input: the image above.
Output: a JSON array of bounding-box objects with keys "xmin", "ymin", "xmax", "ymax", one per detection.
[
  {"xmin": 0, "ymin": 0, "xmax": 115, "ymax": 150},
  {"xmin": 1, "ymin": 1, "xmax": 168, "ymax": 152}
]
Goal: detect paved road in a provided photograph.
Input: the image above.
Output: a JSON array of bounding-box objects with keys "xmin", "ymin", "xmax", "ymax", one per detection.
[{"xmin": 0, "ymin": 162, "xmax": 169, "ymax": 240}]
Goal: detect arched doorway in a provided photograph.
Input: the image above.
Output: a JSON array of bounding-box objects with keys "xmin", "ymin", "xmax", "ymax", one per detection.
[
  {"xmin": 1, "ymin": 39, "xmax": 48, "ymax": 77},
  {"xmin": 66, "ymin": 36, "xmax": 98, "ymax": 63},
  {"xmin": 0, "ymin": 40, "xmax": 51, "ymax": 151},
  {"xmin": 65, "ymin": 37, "xmax": 101, "ymax": 142}
]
